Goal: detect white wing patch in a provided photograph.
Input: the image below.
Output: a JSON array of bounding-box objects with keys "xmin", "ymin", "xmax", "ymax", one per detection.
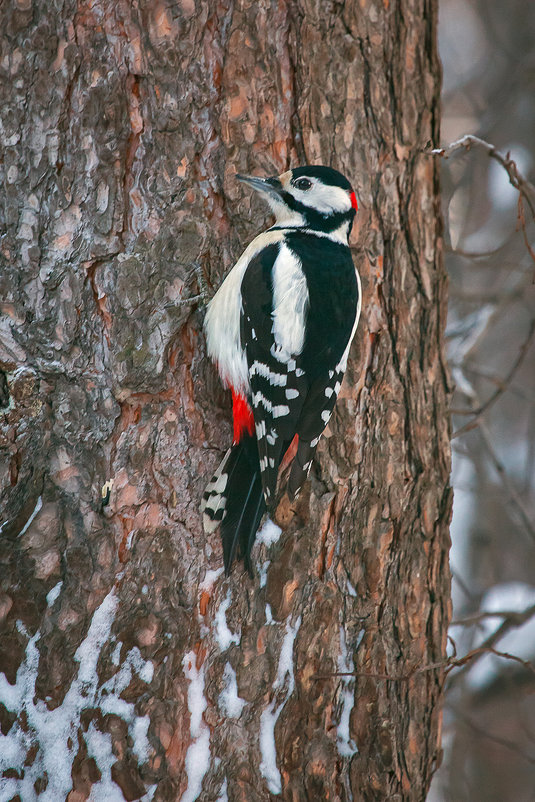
[{"xmin": 271, "ymin": 244, "xmax": 308, "ymax": 359}]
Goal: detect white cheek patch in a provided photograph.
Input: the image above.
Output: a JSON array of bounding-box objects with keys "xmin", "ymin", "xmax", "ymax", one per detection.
[{"xmin": 292, "ymin": 181, "xmax": 352, "ymax": 214}]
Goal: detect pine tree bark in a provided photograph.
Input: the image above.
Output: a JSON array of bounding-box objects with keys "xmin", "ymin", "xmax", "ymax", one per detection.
[{"xmin": 0, "ymin": 1, "xmax": 451, "ymax": 800}]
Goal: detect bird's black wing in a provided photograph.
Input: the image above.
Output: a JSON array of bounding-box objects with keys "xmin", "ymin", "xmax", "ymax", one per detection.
[
  {"xmin": 240, "ymin": 242, "xmax": 308, "ymax": 508},
  {"xmin": 282, "ymin": 230, "xmax": 359, "ymax": 497}
]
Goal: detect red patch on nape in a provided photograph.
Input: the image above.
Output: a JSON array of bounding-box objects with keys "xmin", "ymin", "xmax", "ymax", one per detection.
[
  {"xmin": 350, "ymin": 191, "xmax": 358, "ymax": 212},
  {"xmin": 231, "ymin": 389, "xmax": 254, "ymax": 444}
]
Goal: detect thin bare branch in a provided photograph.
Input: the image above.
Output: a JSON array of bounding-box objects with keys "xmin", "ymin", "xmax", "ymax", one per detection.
[
  {"xmin": 452, "ymin": 604, "xmax": 535, "ymax": 627},
  {"xmin": 447, "ymin": 704, "xmax": 535, "ymax": 765},
  {"xmin": 452, "ymin": 318, "xmax": 535, "ymax": 436},
  {"xmin": 478, "ymin": 424, "xmax": 535, "ymax": 543},
  {"xmin": 430, "ymin": 134, "xmax": 535, "ymax": 216},
  {"xmin": 430, "ymin": 135, "xmax": 535, "ymax": 276}
]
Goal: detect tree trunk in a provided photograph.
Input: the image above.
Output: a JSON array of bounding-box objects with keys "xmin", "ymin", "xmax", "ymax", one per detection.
[{"xmin": 0, "ymin": 1, "xmax": 451, "ymax": 800}]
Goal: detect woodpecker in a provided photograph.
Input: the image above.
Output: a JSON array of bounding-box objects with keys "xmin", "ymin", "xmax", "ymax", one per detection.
[{"xmin": 201, "ymin": 165, "xmax": 361, "ymax": 573}]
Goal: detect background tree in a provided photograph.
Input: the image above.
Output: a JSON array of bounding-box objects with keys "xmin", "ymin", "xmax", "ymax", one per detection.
[
  {"xmin": 429, "ymin": 2, "xmax": 535, "ymax": 799},
  {"xmin": 0, "ymin": 1, "xmax": 451, "ymax": 800}
]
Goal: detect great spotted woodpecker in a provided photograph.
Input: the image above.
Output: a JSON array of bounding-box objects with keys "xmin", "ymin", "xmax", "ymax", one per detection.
[{"xmin": 201, "ymin": 165, "xmax": 361, "ymax": 573}]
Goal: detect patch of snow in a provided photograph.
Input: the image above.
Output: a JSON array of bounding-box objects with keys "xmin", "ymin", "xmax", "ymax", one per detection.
[
  {"xmin": 336, "ymin": 627, "xmax": 358, "ymax": 758},
  {"xmin": 275, "ymin": 616, "xmax": 301, "ymax": 690},
  {"xmin": 256, "ymin": 519, "xmax": 282, "ymax": 547},
  {"xmin": 85, "ymin": 722, "xmax": 125, "ymax": 801},
  {"xmin": 46, "ymin": 580, "xmax": 63, "ymax": 607},
  {"xmin": 214, "ymin": 590, "xmax": 240, "ymax": 651},
  {"xmin": 74, "ymin": 590, "xmax": 119, "ymax": 684},
  {"xmin": 218, "ymin": 662, "xmax": 246, "ymax": 719},
  {"xmin": 132, "ymin": 714, "xmax": 152, "ymax": 764},
  {"xmin": 0, "ymin": 587, "xmax": 155, "ymax": 801},
  {"xmin": 18, "ymin": 495, "xmax": 43, "ymax": 536},
  {"xmin": 345, "ymin": 579, "xmax": 357, "ymax": 598},
  {"xmin": 181, "ymin": 651, "xmax": 211, "ymax": 802},
  {"xmin": 259, "ymin": 705, "xmax": 282, "ymax": 795},
  {"xmin": 110, "ymin": 640, "xmax": 122, "ymax": 666},
  {"xmin": 258, "ymin": 560, "xmax": 270, "ymax": 588},
  {"xmin": 259, "ymin": 615, "xmax": 301, "ymax": 795},
  {"xmin": 200, "ymin": 567, "xmax": 224, "ymax": 592}
]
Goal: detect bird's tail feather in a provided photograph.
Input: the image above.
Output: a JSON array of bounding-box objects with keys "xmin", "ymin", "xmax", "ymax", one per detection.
[
  {"xmin": 201, "ymin": 433, "xmax": 266, "ymax": 574},
  {"xmin": 287, "ymin": 438, "xmax": 317, "ymax": 499}
]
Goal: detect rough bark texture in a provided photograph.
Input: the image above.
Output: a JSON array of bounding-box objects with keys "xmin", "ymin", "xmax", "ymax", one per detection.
[{"xmin": 0, "ymin": 1, "xmax": 451, "ymax": 800}]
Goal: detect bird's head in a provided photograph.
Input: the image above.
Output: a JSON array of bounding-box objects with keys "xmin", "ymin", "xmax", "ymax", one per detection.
[{"xmin": 237, "ymin": 165, "xmax": 358, "ymax": 239}]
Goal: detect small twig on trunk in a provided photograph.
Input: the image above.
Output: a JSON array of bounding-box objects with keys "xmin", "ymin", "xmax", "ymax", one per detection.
[{"xmin": 312, "ymin": 643, "xmax": 535, "ymax": 683}]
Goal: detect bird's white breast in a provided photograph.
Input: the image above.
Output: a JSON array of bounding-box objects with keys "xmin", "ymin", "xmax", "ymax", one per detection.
[{"xmin": 204, "ymin": 229, "xmax": 286, "ymax": 394}]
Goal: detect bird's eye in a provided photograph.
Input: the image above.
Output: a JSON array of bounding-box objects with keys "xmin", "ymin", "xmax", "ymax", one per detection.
[{"xmin": 293, "ymin": 177, "xmax": 312, "ymax": 191}]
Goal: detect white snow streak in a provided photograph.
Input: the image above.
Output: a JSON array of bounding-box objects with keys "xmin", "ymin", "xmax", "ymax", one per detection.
[
  {"xmin": 0, "ymin": 586, "xmax": 155, "ymax": 802},
  {"xmin": 218, "ymin": 662, "xmax": 246, "ymax": 719},
  {"xmin": 19, "ymin": 495, "xmax": 43, "ymax": 536},
  {"xmin": 256, "ymin": 519, "xmax": 282, "ymax": 547},
  {"xmin": 259, "ymin": 615, "xmax": 302, "ymax": 795},
  {"xmin": 199, "ymin": 567, "xmax": 224, "ymax": 592},
  {"xmin": 46, "ymin": 580, "xmax": 63, "ymax": 607},
  {"xmin": 336, "ymin": 627, "xmax": 358, "ymax": 757},
  {"xmin": 256, "ymin": 521, "xmax": 283, "ymax": 588},
  {"xmin": 181, "ymin": 651, "xmax": 211, "ymax": 802},
  {"xmin": 214, "ymin": 590, "xmax": 241, "ymax": 651}
]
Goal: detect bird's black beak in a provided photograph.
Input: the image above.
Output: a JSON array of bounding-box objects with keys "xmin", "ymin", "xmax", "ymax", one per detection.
[{"xmin": 236, "ymin": 174, "xmax": 284, "ymax": 200}]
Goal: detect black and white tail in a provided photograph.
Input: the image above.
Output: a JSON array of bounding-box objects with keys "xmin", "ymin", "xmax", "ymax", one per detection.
[{"xmin": 201, "ymin": 433, "xmax": 266, "ymax": 574}]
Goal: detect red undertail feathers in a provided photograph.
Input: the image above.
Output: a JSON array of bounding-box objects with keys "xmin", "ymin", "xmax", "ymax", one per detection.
[{"xmin": 231, "ymin": 389, "xmax": 255, "ymax": 444}]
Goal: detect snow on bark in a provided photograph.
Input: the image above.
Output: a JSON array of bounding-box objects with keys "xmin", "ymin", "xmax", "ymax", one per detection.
[
  {"xmin": 0, "ymin": 585, "xmax": 155, "ymax": 801},
  {"xmin": 0, "ymin": 494, "xmax": 42, "ymax": 536},
  {"xmin": 336, "ymin": 626, "xmax": 359, "ymax": 757},
  {"xmin": 259, "ymin": 615, "xmax": 302, "ymax": 795},
  {"xmin": 256, "ymin": 519, "xmax": 283, "ymax": 547},
  {"xmin": 214, "ymin": 590, "xmax": 241, "ymax": 651},
  {"xmin": 256, "ymin": 520, "xmax": 283, "ymax": 587},
  {"xmin": 181, "ymin": 650, "xmax": 211, "ymax": 802},
  {"xmin": 218, "ymin": 661, "xmax": 246, "ymax": 719}
]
